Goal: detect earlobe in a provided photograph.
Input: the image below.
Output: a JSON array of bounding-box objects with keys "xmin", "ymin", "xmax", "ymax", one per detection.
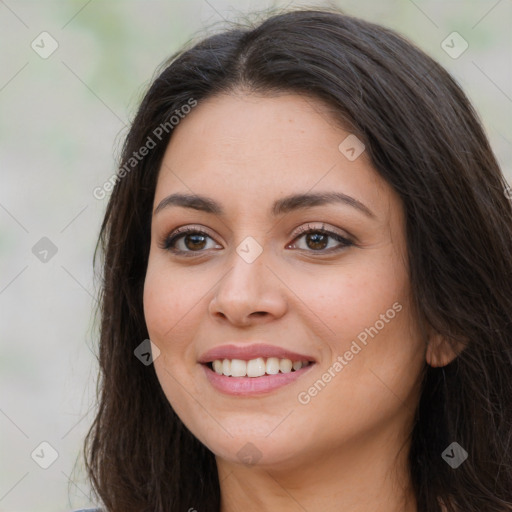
[{"xmin": 425, "ymin": 332, "xmax": 465, "ymax": 367}]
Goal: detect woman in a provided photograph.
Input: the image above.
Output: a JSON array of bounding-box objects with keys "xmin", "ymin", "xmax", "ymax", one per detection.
[{"xmin": 81, "ymin": 6, "xmax": 512, "ymax": 512}]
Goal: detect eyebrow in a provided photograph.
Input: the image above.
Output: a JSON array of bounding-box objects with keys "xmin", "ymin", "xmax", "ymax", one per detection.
[{"xmin": 153, "ymin": 191, "xmax": 376, "ymax": 219}]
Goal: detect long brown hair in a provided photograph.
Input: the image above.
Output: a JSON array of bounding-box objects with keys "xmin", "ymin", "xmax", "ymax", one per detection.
[{"xmin": 84, "ymin": 6, "xmax": 512, "ymax": 511}]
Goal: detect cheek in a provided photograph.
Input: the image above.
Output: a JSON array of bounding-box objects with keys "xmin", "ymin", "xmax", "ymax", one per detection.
[
  {"xmin": 292, "ymin": 245, "xmax": 424, "ymax": 395},
  {"xmin": 291, "ymin": 252, "xmax": 407, "ymax": 348},
  {"xmin": 143, "ymin": 270, "xmax": 173, "ymax": 342},
  {"xmin": 143, "ymin": 258, "xmax": 206, "ymax": 424},
  {"xmin": 296, "ymin": 301, "xmax": 424, "ymax": 452},
  {"xmin": 142, "ymin": 256, "xmax": 201, "ymax": 356}
]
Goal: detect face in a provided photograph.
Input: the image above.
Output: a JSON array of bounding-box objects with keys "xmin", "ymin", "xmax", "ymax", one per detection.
[{"xmin": 143, "ymin": 92, "xmax": 427, "ymax": 469}]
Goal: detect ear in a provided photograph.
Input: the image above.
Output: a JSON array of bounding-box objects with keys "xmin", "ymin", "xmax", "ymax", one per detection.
[{"xmin": 425, "ymin": 332, "xmax": 465, "ymax": 367}]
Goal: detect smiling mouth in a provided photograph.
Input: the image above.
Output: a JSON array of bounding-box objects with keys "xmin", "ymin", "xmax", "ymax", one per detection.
[{"xmin": 205, "ymin": 357, "xmax": 315, "ymax": 378}]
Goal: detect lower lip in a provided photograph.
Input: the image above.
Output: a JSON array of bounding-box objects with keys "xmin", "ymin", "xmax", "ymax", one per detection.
[{"xmin": 201, "ymin": 363, "xmax": 315, "ymax": 396}]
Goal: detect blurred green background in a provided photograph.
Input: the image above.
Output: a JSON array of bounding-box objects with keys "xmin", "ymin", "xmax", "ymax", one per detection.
[{"xmin": 1, "ymin": 1, "xmax": 510, "ymax": 511}]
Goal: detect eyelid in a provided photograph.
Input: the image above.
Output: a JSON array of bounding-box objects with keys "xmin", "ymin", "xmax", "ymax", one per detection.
[{"xmin": 290, "ymin": 222, "xmax": 352, "ymax": 240}]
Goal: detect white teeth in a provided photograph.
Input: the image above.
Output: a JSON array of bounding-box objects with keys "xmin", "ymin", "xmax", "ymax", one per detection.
[
  {"xmin": 279, "ymin": 358, "xmax": 293, "ymax": 373},
  {"xmin": 222, "ymin": 359, "xmax": 231, "ymax": 376},
  {"xmin": 210, "ymin": 357, "xmax": 312, "ymax": 377},
  {"xmin": 213, "ymin": 360, "xmax": 223, "ymax": 374},
  {"xmin": 230, "ymin": 359, "xmax": 247, "ymax": 377},
  {"xmin": 247, "ymin": 357, "xmax": 266, "ymax": 377},
  {"xmin": 266, "ymin": 357, "xmax": 280, "ymax": 375}
]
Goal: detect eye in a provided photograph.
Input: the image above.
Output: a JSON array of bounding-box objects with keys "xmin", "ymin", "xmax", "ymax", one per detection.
[
  {"xmin": 159, "ymin": 226, "xmax": 221, "ymax": 256},
  {"xmin": 159, "ymin": 223, "xmax": 354, "ymax": 257},
  {"xmin": 287, "ymin": 223, "xmax": 353, "ymax": 253}
]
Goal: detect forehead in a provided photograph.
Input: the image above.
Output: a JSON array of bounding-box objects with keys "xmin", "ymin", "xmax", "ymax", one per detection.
[{"xmin": 153, "ymin": 92, "xmax": 398, "ymax": 223}]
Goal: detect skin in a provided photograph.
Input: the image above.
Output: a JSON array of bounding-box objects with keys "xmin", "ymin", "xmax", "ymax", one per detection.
[{"xmin": 143, "ymin": 91, "xmax": 455, "ymax": 512}]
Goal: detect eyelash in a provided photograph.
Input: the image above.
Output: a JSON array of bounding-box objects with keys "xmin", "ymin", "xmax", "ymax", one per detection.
[{"xmin": 159, "ymin": 223, "xmax": 354, "ymax": 257}]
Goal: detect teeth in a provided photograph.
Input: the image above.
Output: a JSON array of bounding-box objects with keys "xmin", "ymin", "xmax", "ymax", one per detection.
[
  {"xmin": 210, "ymin": 357, "xmax": 312, "ymax": 377},
  {"xmin": 213, "ymin": 360, "xmax": 223, "ymax": 374},
  {"xmin": 279, "ymin": 358, "xmax": 293, "ymax": 373},
  {"xmin": 247, "ymin": 357, "xmax": 266, "ymax": 377},
  {"xmin": 222, "ymin": 359, "xmax": 231, "ymax": 376},
  {"xmin": 231, "ymin": 359, "xmax": 246, "ymax": 377},
  {"xmin": 266, "ymin": 357, "xmax": 280, "ymax": 375}
]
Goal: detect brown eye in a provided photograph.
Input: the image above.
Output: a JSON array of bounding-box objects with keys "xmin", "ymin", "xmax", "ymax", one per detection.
[
  {"xmin": 160, "ymin": 227, "xmax": 221, "ymax": 256},
  {"xmin": 303, "ymin": 232, "xmax": 329, "ymax": 250},
  {"xmin": 288, "ymin": 224, "xmax": 353, "ymax": 253},
  {"xmin": 180, "ymin": 233, "xmax": 208, "ymax": 251}
]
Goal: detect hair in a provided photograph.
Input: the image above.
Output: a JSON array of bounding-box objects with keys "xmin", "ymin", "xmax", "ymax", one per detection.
[{"xmin": 83, "ymin": 5, "xmax": 512, "ymax": 512}]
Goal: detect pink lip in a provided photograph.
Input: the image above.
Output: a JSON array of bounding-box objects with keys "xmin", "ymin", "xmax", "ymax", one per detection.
[
  {"xmin": 198, "ymin": 343, "xmax": 316, "ymax": 364},
  {"xmin": 201, "ymin": 362, "xmax": 315, "ymax": 396}
]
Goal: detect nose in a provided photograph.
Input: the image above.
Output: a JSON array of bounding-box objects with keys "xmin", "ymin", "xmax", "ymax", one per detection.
[{"xmin": 208, "ymin": 243, "xmax": 288, "ymax": 327}]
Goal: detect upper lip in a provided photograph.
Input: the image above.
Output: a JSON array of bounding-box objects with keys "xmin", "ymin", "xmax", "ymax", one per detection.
[{"xmin": 198, "ymin": 344, "xmax": 316, "ymax": 364}]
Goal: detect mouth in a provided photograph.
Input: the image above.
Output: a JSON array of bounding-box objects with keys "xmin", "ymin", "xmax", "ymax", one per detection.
[
  {"xmin": 204, "ymin": 357, "xmax": 315, "ymax": 378},
  {"xmin": 201, "ymin": 357, "xmax": 316, "ymax": 396}
]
